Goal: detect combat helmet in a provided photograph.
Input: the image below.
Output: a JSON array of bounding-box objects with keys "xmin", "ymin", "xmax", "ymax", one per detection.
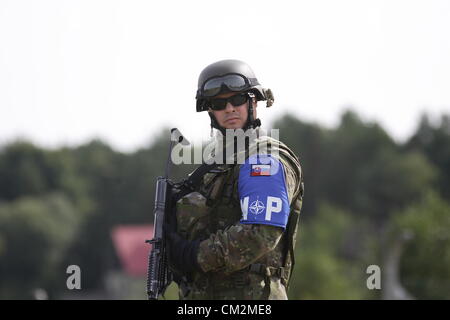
[{"xmin": 196, "ymin": 59, "xmax": 274, "ymax": 134}]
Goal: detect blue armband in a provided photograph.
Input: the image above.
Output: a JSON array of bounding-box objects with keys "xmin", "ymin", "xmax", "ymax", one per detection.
[{"xmin": 238, "ymin": 154, "xmax": 290, "ymax": 229}]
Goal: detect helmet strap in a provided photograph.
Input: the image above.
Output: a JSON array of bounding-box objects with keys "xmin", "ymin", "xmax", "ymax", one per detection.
[
  {"xmin": 208, "ymin": 112, "xmax": 226, "ymax": 136},
  {"xmin": 243, "ymin": 92, "xmax": 261, "ymax": 130}
]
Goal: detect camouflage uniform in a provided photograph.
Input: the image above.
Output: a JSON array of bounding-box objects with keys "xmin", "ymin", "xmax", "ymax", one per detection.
[{"xmin": 175, "ymin": 133, "xmax": 303, "ymax": 300}]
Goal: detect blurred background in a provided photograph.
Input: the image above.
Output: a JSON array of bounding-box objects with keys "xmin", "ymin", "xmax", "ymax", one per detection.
[{"xmin": 0, "ymin": 0, "xmax": 449, "ymax": 299}]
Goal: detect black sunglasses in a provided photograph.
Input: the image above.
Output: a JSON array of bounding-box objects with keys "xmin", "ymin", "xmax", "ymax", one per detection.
[{"xmin": 208, "ymin": 93, "xmax": 250, "ymax": 111}]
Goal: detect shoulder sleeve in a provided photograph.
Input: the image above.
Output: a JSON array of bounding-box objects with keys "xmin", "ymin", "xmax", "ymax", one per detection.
[{"xmin": 238, "ymin": 154, "xmax": 290, "ymax": 230}]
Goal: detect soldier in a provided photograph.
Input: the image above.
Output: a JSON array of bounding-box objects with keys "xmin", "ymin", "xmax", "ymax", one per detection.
[{"xmin": 166, "ymin": 59, "xmax": 304, "ymax": 300}]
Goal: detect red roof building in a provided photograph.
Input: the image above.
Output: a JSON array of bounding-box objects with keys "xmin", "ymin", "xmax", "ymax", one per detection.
[{"xmin": 111, "ymin": 225, "xmax": 153, "ymax": 277}]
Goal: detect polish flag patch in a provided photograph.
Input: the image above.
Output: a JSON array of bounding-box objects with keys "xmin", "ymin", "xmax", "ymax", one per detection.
[{"xmin": 251, "ymin": 164, "xmax": 271, "ymax": 176}]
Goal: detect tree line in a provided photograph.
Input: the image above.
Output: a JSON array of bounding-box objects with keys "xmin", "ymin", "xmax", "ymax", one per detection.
[{"xmin": 0, "ymin": 110, "xmax": 449, "ymax": 299}]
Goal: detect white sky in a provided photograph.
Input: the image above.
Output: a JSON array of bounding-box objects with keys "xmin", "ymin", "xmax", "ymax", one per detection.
[{"xmin": 1, "ymin": 0, "xmax": 449, "ymax": 152}]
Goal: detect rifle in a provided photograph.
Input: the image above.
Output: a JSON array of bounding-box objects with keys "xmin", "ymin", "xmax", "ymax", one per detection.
[{"xmin": 146, "ymin": 128, "xmax": 189, "ymax": 300}]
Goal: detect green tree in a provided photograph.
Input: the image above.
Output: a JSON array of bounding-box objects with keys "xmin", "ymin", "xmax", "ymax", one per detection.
[
  {"xmin": 272, "ymin": 114, "xmax": 328, "ymax": 218},
  {"xmin": 63, "ymin": 130, "xmax": 194, "ymax": 291},
  {"xmin": 272, "ymin": 110, "xmax": 436, "ymax": 227},
  {"xmin": 0, "ymin": 193, "xmax": 81, "ymax": 299},
  {"xmin": 288, "ymin": 203, "xmax": 372, "ymax": 299},
  {"xmin": 406, "ymin": 113, "xmax": 450, "ymax": 199},
  {"xmin": 0, "ymin": 140, "xmax": 90, "ymax": 210},
  {"xmin": 391, "ymin": 192, "xmax": 450, "ymax": 299}
]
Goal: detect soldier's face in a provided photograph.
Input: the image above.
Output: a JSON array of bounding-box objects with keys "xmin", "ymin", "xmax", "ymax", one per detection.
[{"xmin": 208, "ymin": 92, "xmax": 257, "ymax": 130}]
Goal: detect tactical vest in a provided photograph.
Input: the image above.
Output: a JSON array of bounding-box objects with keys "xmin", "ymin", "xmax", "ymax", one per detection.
[{"xmin": 175, "ymin": 136, "xmax": 304, "ymax": 299}]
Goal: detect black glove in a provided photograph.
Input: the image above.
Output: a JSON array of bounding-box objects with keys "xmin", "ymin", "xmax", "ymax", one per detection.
[{"xmin": 166, "ymin": 230, "xmax": 201, "ymax": 274}]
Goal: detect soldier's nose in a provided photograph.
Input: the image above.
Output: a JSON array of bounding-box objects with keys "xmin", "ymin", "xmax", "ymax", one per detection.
[{"xmin": 225, "ymin": 103, "xmax": 236, "ymax": 112}]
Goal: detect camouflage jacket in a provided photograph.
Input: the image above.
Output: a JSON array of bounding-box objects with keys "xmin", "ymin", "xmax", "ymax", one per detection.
[{"xmin": 175, "ymin": 134, "xmax": 303, "ymax": 299}]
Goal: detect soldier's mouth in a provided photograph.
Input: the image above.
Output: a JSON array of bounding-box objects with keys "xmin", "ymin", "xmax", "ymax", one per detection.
[{"xmin": 225, "ymin": 117, "xmax": 240, "ymax": 122}]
